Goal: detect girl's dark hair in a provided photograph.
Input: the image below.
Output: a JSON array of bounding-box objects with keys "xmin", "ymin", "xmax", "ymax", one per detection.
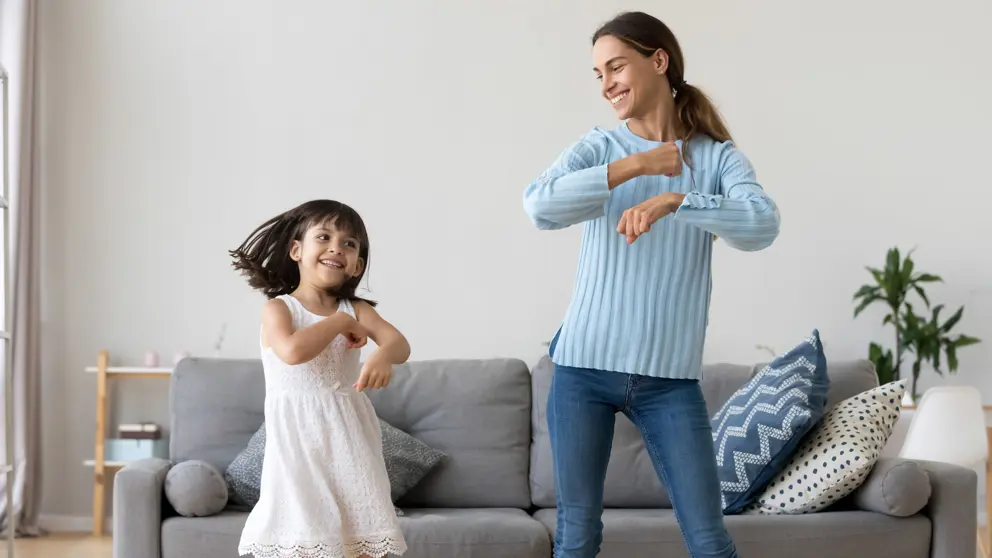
[
  {"xmin": 593, "ymin": 12, "xmax": 733, "ymax": 161},
  {"xmin": 229, "ymin": 199, "xmax": 376, "ymax": 306}
]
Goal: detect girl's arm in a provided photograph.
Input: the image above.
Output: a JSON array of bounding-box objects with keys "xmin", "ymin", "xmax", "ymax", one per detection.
[
  {"xmin": 523, "ymin": 128, "xmax": 638, "ymax": 230},
  {"xmin": 672, "ymin": 143, "xmax": 780, "ymax": 251},
  {"xmin": 354, "ymin": 301, "xmax": 411, "ymax": 365},
  {"xmin": 261, "ymin": 298, "xmax": 360, "ymax": 365}
]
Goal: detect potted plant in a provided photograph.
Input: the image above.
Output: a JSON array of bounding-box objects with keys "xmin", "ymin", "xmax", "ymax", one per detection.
[{"xmin": 852, "ymin": 247, "xmax": 980, "ymax": 402}]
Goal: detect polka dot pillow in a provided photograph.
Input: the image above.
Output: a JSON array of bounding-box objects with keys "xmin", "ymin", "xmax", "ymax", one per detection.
[{"xmin": 744, "ymin": 379, "xmax": 907, "ymax": 515}]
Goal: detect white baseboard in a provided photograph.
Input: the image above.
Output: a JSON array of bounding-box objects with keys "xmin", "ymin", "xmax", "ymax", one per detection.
[{"xmin": 38, "ymin": 514, "xmax": 113, "ymax": 534}]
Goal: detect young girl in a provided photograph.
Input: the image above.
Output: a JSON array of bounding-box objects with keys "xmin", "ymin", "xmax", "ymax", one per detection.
[{"xmin": 230, "ymin": 199, "xmax": 408, "ymax": 558}]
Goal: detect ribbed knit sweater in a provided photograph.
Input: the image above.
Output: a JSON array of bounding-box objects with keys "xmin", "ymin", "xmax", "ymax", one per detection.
[{"xmin": 524, "ymin": 121, "xmax": 781, "ymax": 379}]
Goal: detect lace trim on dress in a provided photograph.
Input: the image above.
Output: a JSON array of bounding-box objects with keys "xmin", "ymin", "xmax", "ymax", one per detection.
[{"xmin": 239, "ymin": 535, "xmax": 407, "ymax": 558}]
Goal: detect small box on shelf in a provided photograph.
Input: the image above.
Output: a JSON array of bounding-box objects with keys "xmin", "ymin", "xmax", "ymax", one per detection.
[{"xmin": 105, "ymin": 437, "xmax": 170, "ymax": 462}]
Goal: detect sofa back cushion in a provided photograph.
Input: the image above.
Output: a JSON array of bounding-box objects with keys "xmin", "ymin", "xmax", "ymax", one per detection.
[
  {"xmin": 529, "ymin": 356, "xmax": 878, "ymax": 508},
  {"xmin": 365, "ymin": 358, "xmax": 533, "ymax": 509},
  {"xmin": 171, "ymin": 356, "xmax": 534, "ymax": 509},
  {"xmin": 170, "ymin": 358, "xmax": 266, "ymax": 471}
]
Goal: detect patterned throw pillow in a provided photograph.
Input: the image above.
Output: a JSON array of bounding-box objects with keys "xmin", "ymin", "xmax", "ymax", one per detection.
[
  {"xmin": 223, "ymin": 419, "xmax": 445, "ymax": 508},
  {"xmin": 379, "ymin": 419, "xmax": 446, "ymax": 502},
  {"xmin": 745, "ymin": 380, "xmax": 907, "ymax": 515},
  {"xmin": 711, "ymin": 329, "xmax": 830, "ymax": 514},
  {"xmin": 224, "ymin": 423, "xmax": 266, "ymax": 507}
]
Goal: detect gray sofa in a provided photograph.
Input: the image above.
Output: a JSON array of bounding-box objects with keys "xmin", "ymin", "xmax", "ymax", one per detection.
[{"xmin": 113, "ymin": 356, "xmax": 977, "ymax": 558}]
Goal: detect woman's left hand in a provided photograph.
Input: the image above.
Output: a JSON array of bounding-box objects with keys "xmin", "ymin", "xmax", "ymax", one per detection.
[
  {"xmin": 355, "ymin": 354, "xmax": 392, "ymax": 392},
  {"xmin": 617, "ymin": 193, "xmax": 686, "ymax": 244}
]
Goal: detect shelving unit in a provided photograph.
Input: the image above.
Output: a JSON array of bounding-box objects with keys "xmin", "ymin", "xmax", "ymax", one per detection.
[
  {"xmin": 1, "ymin": 62, "xmax": 16, "ymax": 557},
  {"xmin": 87, "ymin": 350, "xmax": 172, "ymax": 536}
]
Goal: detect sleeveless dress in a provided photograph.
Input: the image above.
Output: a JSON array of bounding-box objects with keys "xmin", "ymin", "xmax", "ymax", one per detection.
[{"xmin": 238, "ymin": 295, "xmax": 407, "ymax": 558}]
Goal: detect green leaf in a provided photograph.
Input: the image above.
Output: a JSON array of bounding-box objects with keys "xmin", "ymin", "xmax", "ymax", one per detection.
[
  {"xmin": 912, "ymin": 285, "xmax": 930, "ymax": 308},
  {"xmin": 914, "ymin": 273, "xmax": 943, "ymax": 283},
  {"xmin": 882, "ymin": 314, "xmax": 893, "ymax": 326},
  {"xmin": 901, "ymin": 257, "xmax": 915, "ymax": 283},
  {"xmin": 946, "ymin": 344, "xmax": 958, "ymax": 372},
  {"xmin": 853, "ymin": 294, "xmax": 883, "ymax": 317},
  {"xmin": 886, "ymin": 248, "xmax": 901, "ymax": 276},
  {"xmin": 940, "ymin": 306, "xmax": 964, "ymax": 333},
  {"xmin": 953, "ymin": 335, "xmax": 981, "ymax": 348},
  {"xmin": 930, "ymin": 304, "xmax": 944, "ymax": 324},
  {"xmin": 853, "ymin": 285, "xmax": 881, "ymax": 300},
  {"xmin": 867, "ymin": 267, "xmax": 886, "ymax": 288}
]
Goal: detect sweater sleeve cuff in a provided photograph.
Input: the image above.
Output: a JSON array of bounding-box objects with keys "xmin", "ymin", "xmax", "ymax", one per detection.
[{"xmin": 678, "ymin": 192, "xmax": 724, "ymax": 211}]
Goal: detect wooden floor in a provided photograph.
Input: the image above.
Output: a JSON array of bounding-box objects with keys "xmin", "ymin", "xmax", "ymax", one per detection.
[{"xmin": 2, "ymin": 533, "xmax": 110, "ymax": 558}]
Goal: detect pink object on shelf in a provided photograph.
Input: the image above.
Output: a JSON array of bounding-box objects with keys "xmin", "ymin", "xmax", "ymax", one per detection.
[{"xmin": 143, "ymin": 351, "xmax": 159, "ymax": 367}]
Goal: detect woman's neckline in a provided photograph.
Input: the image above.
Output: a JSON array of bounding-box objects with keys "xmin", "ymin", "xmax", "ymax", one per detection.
[
  {"xmin": 619, "ymin": 120, "xmax": 684, "ymax": 149},
  {"xmin": 287, "ymin": 294, "xmax": 340, "ymax": 317}
]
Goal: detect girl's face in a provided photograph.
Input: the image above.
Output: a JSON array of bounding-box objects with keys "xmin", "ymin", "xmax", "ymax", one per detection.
[
  {"xmin": 290, "ymin": 220, "xmax": 364, "ymax": 290},
  {"xmin": 592, "ymin": 35, "xmax": 668, "ymax": 120}
]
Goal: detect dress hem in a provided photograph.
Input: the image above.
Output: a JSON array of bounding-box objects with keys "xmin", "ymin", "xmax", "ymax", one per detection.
[{"xmin": 238, "ymin": 534, "xmax": 407, "ymax": 558}]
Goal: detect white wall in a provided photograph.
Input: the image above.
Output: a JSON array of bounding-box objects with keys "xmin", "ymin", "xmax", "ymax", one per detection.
[{"xmin": 37, "ymin": 0, "xmax": 992, "ymax": 521}]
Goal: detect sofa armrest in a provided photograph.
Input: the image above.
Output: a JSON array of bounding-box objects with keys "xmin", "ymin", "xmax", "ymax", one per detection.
[
  {"xmin": 113, "ymin": 458, "xmax": 173, "ymax": 558},
  {"xmin": 914, "ymin": 459, "xmax": 977, "ymax": 558},
  {"xmin": 848, "ymin": 458, "xmax": 932, "ymax": 517}
]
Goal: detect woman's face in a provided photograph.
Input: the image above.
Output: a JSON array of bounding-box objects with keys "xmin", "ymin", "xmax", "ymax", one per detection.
[{"xmin": 592, "ymin": 35, "xmax": 668, "ymax": 120}]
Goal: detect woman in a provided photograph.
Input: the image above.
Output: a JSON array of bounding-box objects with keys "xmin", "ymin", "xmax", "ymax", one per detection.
[{"xmin": 523, "ymin": 11, "xmax": 780, "ymax": 558}]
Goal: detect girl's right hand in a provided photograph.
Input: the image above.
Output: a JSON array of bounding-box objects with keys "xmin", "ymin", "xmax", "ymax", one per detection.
[
  {"xmin": 333, "ymin": 313, "xmax": 369, "ymax": 349},
  {"xmin": 636, "ymin": 143, "xmax": 683, "ymax": 177}
]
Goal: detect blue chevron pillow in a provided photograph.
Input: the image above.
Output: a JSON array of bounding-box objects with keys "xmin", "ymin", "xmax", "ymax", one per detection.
[{"xmin": 711, "ymin": 329, "xmax": 829, "ymax": 514}]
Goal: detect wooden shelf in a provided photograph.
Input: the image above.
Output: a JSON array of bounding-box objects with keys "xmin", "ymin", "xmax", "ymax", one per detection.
[
  {"xmin": 87, "ymin": 350, "xmax": 171, "ymax": 536},
  {"xmin": 83, "ymin": 460, "xmax": 130, "ymax": 468},
  {"xmin": 84, "ymin": 366, "xmax": 172, "ymax": 376}
]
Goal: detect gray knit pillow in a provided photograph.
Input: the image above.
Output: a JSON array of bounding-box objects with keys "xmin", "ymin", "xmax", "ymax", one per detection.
[
  {"xmin": 224, "ymin": 419, "xmax": 445, "ymax": 508},
  {"xmin": 380, "ymin": 419, "xmax": 446, "ymax": 502},
  {"xmin": 224, "ymin": 423, "xmax": 266, "ymax": 508}
]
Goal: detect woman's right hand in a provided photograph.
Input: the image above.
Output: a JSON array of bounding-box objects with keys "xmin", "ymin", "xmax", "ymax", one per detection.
[{"xmin": 635, "ymin": 143, "xmax": 683, "ymax": 177}]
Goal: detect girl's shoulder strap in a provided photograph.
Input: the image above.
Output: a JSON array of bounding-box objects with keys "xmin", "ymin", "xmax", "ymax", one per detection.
[
  {"xmin": 338, "ymin": 298, "xmax": 357, "ymax": 319},
  {"xmin": 273, "ymin": 294, "xmax": 300, "ymax": 319}
]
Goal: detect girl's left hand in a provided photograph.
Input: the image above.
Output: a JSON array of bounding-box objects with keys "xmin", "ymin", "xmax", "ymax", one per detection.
[
  {"xmin": 355, "ymin": 355, "xmax": 392, "ymax": 392},
  {"xmin": 617, "ymin": 192, "xmax": 686, "ymax": 244}
]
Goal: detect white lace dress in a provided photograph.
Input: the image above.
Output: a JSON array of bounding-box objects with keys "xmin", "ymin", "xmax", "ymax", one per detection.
[{"xmin": 238, "ymin": 295, "xmax": 407, "ymax": 558}]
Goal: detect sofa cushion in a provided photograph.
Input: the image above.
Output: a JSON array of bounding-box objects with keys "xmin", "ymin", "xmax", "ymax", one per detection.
[
  {"xmin": 161, "ymin": 509, "xmax": 550, "ymax": 558},
  {"xmin": 529, "ymin": 356, "xmax": 755, "ymax": 508},
  {"xmin": 531, "ymin": 508, "xmax": 930, "ymax": 558},
  {"xmin": 164, "ymin": 460, "xmax": 228, "ymax": 517},
  {"xmin": 848, "ymin": 457, "xmax": 931, "ymax": 517},
  {"xmin": 365, "ymin": 358, "xmax": 533, "ymax": 508},
  {"xmin": 747, "ymin": 380, "xmax": 907, "ymax": 514},
  {"xmin": 711, "ymin": 330, "xmax": 830, "ymax": 514},
  {"xmin": 224, "ymin": 419, "xmax": 446, "ymax": 507},
  {"xmin": 170, "ymin": 358, "xmax": 267, "ymax": 471},
  {"xmin": 395, "ymin": 508, "xmax": 551, "ymax": 558}
]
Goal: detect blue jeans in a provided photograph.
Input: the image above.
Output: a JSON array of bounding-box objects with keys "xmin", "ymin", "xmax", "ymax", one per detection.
[{"xmin": 548, "ymin": 364, "xmax": 738, "ymax": 558}]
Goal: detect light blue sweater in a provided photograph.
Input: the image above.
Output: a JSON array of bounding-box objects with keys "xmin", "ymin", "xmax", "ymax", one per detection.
[{"xmin": 524, "ymin": 121, "xmax": 780, "ymax": 380}]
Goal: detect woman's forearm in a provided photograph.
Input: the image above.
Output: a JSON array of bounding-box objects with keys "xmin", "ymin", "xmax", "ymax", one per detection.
[{"xmin": 607, "ymin": 154, "xmax": 646, "ymax": 190}]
